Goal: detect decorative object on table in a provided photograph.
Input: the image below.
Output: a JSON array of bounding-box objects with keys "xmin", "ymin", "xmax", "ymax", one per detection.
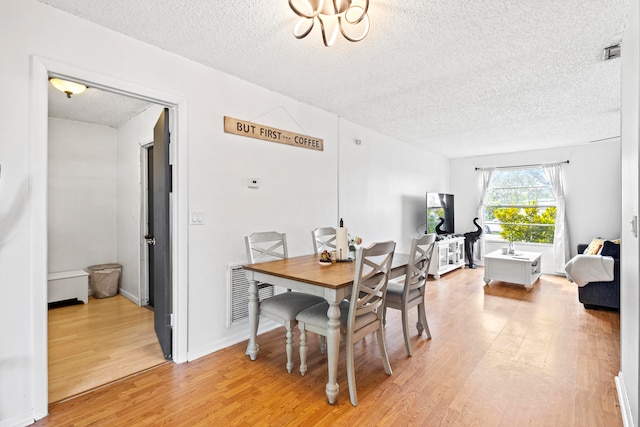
[
  {"xmin": 463, "ymin": 217, "xmax": 483, "ymax": 268},
  {"xmin": 435, "ymin": 217, "xmax": 452, "ymax": 235},
  {"xmin": 348, "ymin": 234, "xmax": 362, "ymax": 260},
  {"xmin": 335, "ymin": 218, "xmax": 351, "ymax": 262},
  {"xmin": 319, "ymin": 250, "xmax": 332, "ymax": 265}
]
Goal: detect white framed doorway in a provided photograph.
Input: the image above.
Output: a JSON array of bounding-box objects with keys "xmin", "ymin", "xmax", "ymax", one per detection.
[{"xmin": 29, "ymin": 56, "xmax": 189, "ymax": 419}]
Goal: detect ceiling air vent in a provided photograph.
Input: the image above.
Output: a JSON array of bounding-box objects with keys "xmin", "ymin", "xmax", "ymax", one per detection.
[{"xmin": 603, "ymin": 44, "xmax": 621, "ymax": 61}]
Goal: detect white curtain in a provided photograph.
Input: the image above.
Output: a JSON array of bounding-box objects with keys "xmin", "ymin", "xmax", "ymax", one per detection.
[
  {"xmin": 544, "ymin": 163, "xmax": 570, "ymax": 273},
  {"xmin": 476, "ymin": 168, "xmax": 495, "ymax": 260}
]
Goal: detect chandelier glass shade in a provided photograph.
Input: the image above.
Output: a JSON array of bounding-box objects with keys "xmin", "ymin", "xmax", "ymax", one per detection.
[{"xmin": 289, "ymin": 0, "xmax": 370, "ymax": 47}]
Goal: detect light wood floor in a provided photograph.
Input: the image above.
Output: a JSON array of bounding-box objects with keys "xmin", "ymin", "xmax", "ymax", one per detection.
[
  {"xmin": 48, "ymin": 294, "xmax": 167, "ymax": 403},
  {"xmin": 38, "ymin": 268, "xmax": 621, "ymax": 426}
]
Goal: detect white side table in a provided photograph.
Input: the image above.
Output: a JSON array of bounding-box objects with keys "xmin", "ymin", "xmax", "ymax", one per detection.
[{"xmin": 483, "ymin": 250, "xmax": 542, "ymax": 290}]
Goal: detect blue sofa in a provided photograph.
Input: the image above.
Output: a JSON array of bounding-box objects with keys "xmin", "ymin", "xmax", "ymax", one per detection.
[{"xmin": 576, "ymin": 242, "xmax": 620, "ymax": 310}]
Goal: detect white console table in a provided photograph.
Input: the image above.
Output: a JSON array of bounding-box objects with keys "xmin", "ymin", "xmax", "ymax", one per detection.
[
  {"xmin": 483, "ymin": 250, "xmax": 542, "ymax": 290},
  {"xmin": 429, "ymin": 236, "xmax": 465, "ymax": 279}
]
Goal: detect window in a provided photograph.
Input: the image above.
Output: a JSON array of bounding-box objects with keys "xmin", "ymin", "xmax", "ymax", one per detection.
[{"xmin": 483, "ymin": 167, "xmax": 556, "ymax": 244}]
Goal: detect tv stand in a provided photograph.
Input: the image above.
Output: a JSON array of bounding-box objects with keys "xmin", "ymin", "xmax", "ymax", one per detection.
[{"xmin": 429, "ymin": 236, "xmax": 465, "ymax": 279}]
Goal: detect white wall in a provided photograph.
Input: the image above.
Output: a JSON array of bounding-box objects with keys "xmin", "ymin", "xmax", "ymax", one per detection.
[
  {"xmin": 47, "ymin": 118, "xmax": 118, "ymax": 272},
  {"xmin": 450, "ymin": 141, "xmax": 622, "ymax": 272},
  {"xmin": 338, "ymin": 118, "xmax": 449, "ymax": 254},
  {"xmin": 619, "ymin": 0, "xmax": 639, "ymax": 423},
  {"xmin": 48, "ymin": 107, "xmax": 162, "ymax": 305},
  {"xmin": 0, "ymin": 2, "xmax": 450, "ymax": 425},
  {"xmin": 116, "ymin": 105, "xmax": 165, "ymax": 303}
]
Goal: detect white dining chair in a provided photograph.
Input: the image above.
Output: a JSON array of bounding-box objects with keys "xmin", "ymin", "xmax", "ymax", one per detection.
[
  {"xmin": 245, "ymin": 231, "xmax": 325, "ymax": 373},
  {"xmin": 296, "ymin": 240, "xmax": 396, "ymax": 406},
  {"xmin": 311, "ymin": 226, "xmax": 337, "ymax": 254},
  {"xmin": 383, "ymin": 233, "xmax": 436, "ymax": 356}
]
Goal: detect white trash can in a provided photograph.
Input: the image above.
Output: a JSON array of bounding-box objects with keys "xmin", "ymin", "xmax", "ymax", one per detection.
[{"xmin": 87, "ymin": 263, "xmax": 122, "ymax": 298}]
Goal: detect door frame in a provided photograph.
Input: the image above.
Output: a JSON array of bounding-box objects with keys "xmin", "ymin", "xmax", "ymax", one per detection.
[
  {"xmin": 29, "ymin": 56, "xmax": 189, "ymax": 418},
  {"xmin": 140, "ymin": 141, "xmax": 153, "ymax": 307}
]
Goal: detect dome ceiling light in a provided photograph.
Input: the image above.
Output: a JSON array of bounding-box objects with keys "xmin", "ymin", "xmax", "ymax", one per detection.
[{"xmin": 49, "ymin": 78, "xmax": 88, "ymax": 98}]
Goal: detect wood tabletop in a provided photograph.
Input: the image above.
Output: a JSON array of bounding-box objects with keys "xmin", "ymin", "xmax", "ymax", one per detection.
[{"xmin": 243, "ymin": 253, "xmax": 409, "ymax": 290}]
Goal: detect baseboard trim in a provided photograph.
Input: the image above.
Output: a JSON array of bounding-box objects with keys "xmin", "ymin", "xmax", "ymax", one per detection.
[
  {"xmin": 187, "ymin": 320, "xmax": 279, "ymax": 362},
  {"xmin": 616, "ymin": 371, "xmax": 634, "ymax": 427},
  {"xmin": 118, "ymin": 288, "xmax": 139, "ymax": 305},
  {"xmin": 0, "ymin": 411, "xmax": 35, "ymax": 427}
]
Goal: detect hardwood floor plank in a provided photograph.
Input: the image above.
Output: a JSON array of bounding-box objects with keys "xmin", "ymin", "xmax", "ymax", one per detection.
[
  {"xmin": 36, "ymin": 268, "xmax": 621, "ymax": 426},
  {"xmin": 47, "ymin": 295, "xmax": 167, "ymax": 403}
]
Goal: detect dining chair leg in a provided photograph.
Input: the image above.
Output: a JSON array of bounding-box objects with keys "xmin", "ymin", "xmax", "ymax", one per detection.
[
  {"xmin": 346, "ymin": 336, "xmax": 358, "ymax": 406},
  {"xmin": 401, "ymin": 307, "xmax": 412, "ymax": 356},
  {"xmin": 417, "ymin": 302, "xmax": 431, "ymax": 339},
  {"xmin": 382, "ymin": 307, "xmax": 387, "ymax": 326},
  {"xmin": 320, "ymin": 335, "xmax": 326, "ymax": 355},
  {"xmin": 376, "ymin": 327, "xmax": 393, "ymax": 376},
  {"xmin": 299, "ymin": 326, "xmax": 308, "ymax": 376},
  {"xmin": 285, "ymin": 321, "xmax": 295, "ymax": 374}
]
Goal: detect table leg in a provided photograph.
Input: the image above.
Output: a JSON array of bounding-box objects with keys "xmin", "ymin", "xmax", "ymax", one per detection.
[
  {"xmin": 246, "ymin": 278, "xmax": 259, "ymax": 360},
  {"xmin": 325, "ymin": 300, "xmax": 341, "ymax": 404}
]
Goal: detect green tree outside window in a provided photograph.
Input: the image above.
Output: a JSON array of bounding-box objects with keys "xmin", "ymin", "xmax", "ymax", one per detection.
[{"xmin": 483, "ymin": 168, "xmax": 556, "ymax": 244}]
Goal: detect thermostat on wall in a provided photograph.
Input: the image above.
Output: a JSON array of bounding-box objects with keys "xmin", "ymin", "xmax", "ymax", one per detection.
[{"xmin": 248, "ymin": 177, "xmax": 261, "ymax": 189}]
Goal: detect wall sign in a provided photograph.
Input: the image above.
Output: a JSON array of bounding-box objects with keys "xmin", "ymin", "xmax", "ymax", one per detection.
[{"xmin": 224, "ymin": 116, "xmax": 324, "ymax": 151}]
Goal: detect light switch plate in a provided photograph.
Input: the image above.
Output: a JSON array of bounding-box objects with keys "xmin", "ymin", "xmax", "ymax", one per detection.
[{"xmin": 190, "ymin": 210, "xmax": 205, "ymax": 225}]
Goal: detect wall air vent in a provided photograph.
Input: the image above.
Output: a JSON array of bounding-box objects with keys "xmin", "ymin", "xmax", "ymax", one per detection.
[{"xmin": 227, "ymin": 264, "xmax": 274, "ymax": 327}]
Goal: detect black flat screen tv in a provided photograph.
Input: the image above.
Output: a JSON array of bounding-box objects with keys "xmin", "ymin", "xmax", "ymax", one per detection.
[{"xmin": 426, "ymin": 193, "xmax": 455, "ymax": 235}]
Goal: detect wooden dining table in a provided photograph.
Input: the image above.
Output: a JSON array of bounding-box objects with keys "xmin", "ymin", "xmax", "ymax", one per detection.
[{"xmin": 243, "ymin": 252, "xmax": 409, "ymax": 404}]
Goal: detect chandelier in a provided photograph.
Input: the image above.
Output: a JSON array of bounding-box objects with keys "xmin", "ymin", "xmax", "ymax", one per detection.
[{"xmin": 289, "ymin": 0, "xmax": 370, "ymax": 47}]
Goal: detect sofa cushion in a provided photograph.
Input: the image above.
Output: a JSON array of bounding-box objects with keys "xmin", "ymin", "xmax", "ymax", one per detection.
[
  {"xmin": 600, "ymin": 240, "xmax": 620, "ymax": 258},
  {"xmin": 583, "ymin": 238, "xmax": 604, "ymax": 255}
]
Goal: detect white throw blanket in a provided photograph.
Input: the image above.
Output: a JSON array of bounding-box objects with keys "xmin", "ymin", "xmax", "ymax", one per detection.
[{"xmin": 564, "ymin": 254, "xmax": 615, "ymax": 287}]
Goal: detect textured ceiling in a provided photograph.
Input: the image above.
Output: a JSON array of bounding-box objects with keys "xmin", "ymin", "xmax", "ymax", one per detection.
[
  {"xmin": 41, "ymin": 0, "xmax": 629, "ymax": 158},
  {"xmin": 48, "ymin": 83, "xmax": 154, "ymax": 128}
]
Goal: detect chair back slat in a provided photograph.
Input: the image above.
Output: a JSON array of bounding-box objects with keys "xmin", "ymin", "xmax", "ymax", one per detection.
[
  {"xmin": 312, "ymin": 227, "xmax": 337, "ymax": 254},
  {"xmin": 245, "ymin": 231, "xmax": 288, "ymax": 264},
  {"xmin": 404, "ymin": 234, "xmax": 436, "ymax": 298},
  {"xmin": 349, "ymin": 241, "xmax": 396, "ymax": 323}
]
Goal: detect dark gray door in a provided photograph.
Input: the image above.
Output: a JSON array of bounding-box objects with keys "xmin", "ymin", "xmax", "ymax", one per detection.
[
  {"xmin": 152, "ymin": 108, "xmax": 172, "ymax": 360},
  {"xmin": 147, "ymin": 146, "xmax": 155, "ymax": 308}
]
